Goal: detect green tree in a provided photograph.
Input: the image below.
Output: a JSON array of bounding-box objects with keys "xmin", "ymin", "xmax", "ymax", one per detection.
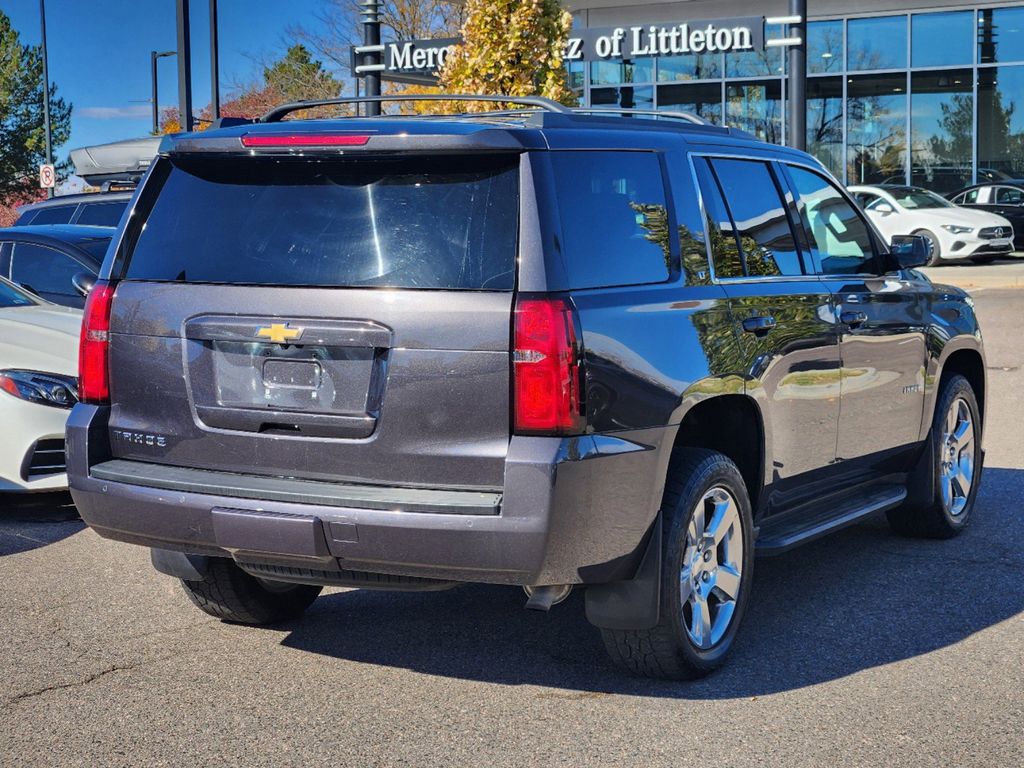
[
  {"xmin": 0, "ymin": 11, "xmax": 72, "ymax": 202},
  {"xmin": 262, "ymin": 44, "xmax": 341, "ymax": 104},
  {"xmin": 439, "ymin": 0, "xmax": 575, "ymax": 110}
]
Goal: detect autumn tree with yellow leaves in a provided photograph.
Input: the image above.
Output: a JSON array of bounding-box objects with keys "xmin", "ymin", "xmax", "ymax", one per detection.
[{"xmin": 438, "ymin": 0, "xmax": 576, "ymax": 111}]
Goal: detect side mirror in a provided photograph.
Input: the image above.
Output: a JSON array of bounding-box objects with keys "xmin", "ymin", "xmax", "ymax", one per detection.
[
  {"xmin": 890, "ymin": 234, "xmax": 931, "ymax": 270},
  {"xmin": 72, "ymin": 271, "xmax": 96, "ymax": 297},
  {"xmin": 873, "ymin": 202, "xmax": 895, "ymax": 215}
]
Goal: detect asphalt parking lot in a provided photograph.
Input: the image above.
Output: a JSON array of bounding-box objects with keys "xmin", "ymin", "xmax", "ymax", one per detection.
[{"xmin": 1, "ymin": 278, "xmax": 1022, "ymax": 767}]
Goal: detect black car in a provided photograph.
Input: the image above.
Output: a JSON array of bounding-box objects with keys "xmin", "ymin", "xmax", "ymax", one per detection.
[
  {"xmin": 0, "ymin": 225, "xmax": 111, "ymax": 307},
  {"xmin": 949, "ymin": 181, "xmax": 1024, "ymax": 250},
  {"xmin": 67, "ymin": 95, "xmax": 985, "ymax": 680},
  {"xmin": 15, "ymin": 190, "xmax": 133, "ymax": 228}
]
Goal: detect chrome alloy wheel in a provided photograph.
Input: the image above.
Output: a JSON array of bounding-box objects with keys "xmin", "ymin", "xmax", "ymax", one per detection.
[
  {"xmin": 680, "ymin": 487, "xmax": 744, "ymax": 649},
  {"xmin": 940, "ymin": 397, "xmax": 976, "ymax": 516}
]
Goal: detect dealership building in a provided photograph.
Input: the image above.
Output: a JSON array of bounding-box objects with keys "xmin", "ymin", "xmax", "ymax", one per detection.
[{"xmin": 551, "ymin": 0, "xmax": 1024, "ymax": 192}]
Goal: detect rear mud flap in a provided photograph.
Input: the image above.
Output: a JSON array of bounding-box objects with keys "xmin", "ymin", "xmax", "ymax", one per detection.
[{"xmin": 584, "ymin": 512, "xmax": 662, "ymax": 630}]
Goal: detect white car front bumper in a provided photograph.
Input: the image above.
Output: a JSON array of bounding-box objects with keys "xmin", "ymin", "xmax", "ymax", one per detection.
[
  {"xmin": 0, "ymin": 393, "xmax": 72, "ymax": 492},
  {"xmin": 941, "ymin": 228, "xmax": 1015, "ymax": 259}
]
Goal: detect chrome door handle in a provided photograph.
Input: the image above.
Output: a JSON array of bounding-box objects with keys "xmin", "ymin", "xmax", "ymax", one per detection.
[
  {"xmin": 841, "ymin": 310, "xmax": 868, "ymax": 328},
  {"xmin": 742, "ymin": 316, "xmax": 777, "ymax": 336}
]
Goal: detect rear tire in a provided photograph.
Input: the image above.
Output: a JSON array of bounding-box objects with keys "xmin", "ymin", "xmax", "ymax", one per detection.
[
  {"xmin": 180, "ymin": 558, "xmax": 322, "ymax": 624},
  {"xmin": 601, "ymin": 448, "xmax": 755, "ymax": 680},
  {"xmin": 917, "ymin": 229, "xmax": 943, "ymax": 267},
  {"xmin": 887, "ymin": 374, "xmax": 981, "ymax": 538}
]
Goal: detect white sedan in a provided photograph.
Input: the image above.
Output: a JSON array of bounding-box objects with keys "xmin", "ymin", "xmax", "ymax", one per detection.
[
  {"xmin": 0, "ymin": 277, "xmax": 81, "ymax": 493},
  {"xmin": 849, "ymin": 184, "xmax": 1015, "ymax": 265}
]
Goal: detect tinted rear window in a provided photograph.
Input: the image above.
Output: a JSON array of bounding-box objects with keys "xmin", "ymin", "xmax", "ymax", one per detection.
[
  {"xmin": 551, "ymin": 151, "xmax": 672, "ymax": 289},
  {"xmin": 123, "ymin": 155, "xmax": 519, "ymax": 290},
  {"xmin": 26, "ymin": 205, "xmax": 76, "ymax": 225},
  {"xmin": 77, "ymin": 201, "xmax": 128, "ymax": 226}
]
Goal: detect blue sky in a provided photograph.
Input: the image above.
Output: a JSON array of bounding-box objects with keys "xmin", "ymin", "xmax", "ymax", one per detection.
[{"xmin": 5, "ymin": 0, "xmax": 343, "ymax": 157}]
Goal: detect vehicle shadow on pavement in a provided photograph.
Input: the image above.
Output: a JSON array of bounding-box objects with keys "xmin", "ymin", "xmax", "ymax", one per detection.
[
  {"xmin": 284, "ymin": 467, "xmax": 1023, "ymax": 698},
  {"xmin": 0, "ymin": 492, "xmax": 84, "ymax": 557}
]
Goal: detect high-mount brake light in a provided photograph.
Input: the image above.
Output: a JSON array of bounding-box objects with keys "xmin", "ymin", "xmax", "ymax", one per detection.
[
  {"xmin": 240, "ymin": 134, "xmax": 371, "ymax": 148},
  {"xmin": 512, "ymin": 297, "xmax": 585, "ymax": 435},
  {"xmin": 79, "ymin": 280, "xmax": 116, "ymax": 404}
]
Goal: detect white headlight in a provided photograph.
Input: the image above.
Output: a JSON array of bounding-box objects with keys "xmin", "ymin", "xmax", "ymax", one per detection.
[{"xmin": 941, "ymin": 224, "xmax": 974, "ymax": 234}]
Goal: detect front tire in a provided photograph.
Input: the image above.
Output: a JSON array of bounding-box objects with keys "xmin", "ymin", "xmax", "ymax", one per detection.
[
  {"xmin": 180, "ymin": 558, "xmax": 322, "ymax": 624},
  {"xmin": 888, "ymin": 374, "xmax": 982, "ymax": 538},
  {"xmin": 601, "ymin": 448, "xmax": 755, "ymax": 680}
]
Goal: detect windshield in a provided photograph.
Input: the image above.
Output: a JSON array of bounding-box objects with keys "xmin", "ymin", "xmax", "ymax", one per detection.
[
  {"xmin": 889, "ymin": 188, "xmax": 953, "ymax": 209},
  {"xmin": 123, "ymin": 155, "xmax": 519, "ymax": 290},
  {"xmin": 0, "ymin": 277, "xmax": 40, "ymax": 308}
]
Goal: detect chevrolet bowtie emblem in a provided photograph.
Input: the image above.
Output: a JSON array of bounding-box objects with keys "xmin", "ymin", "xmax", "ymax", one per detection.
[{"xmin": 255, "ymin": 323, "xmax": 304, "ymax": 344}]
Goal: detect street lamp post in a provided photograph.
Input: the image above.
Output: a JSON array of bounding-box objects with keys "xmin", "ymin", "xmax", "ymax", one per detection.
[
  {"xmin": 209, "ymin": 0, "xmax": 220, "ymax": 120},
  {"xmin": 38, "ymin": 0, "xmax": 53, "ymax": 197},
  {"xmin": 361, "ymin": 0, "xmax": 382, "ymax": 117},
  {"xmin": 151, "ymin": 50, "xmax": 177, "ymax": 135},
  {"xmin": 176, "ymin": 0, "xmax": 194, "ymax": 131},
  {"xmin": 788, "ymin": 0, "xmax": 808, "ymax": 152}
]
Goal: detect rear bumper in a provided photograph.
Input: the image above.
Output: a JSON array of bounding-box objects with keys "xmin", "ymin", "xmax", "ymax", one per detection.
[{"xmin": 67, "ymin": 405, "xmax": 672, "ymax": 586}]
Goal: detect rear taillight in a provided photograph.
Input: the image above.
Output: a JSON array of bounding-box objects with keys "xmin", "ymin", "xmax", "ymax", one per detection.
[
  {"xmin": 78, "ymin": 280, "xmax": 116, "ymax": 405},
  {"xmin": 240, "ymin": 134, "xmax": 370, "ymax": 148},
  {"xmin": 512, "ymin": 296, "xmax": 584, "ymax": 435}
]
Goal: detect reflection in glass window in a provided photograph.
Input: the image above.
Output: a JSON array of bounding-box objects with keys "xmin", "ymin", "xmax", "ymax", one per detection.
[
  {"xmin": 550, "ymin": 152, "xmax": 671, "ymax": 290},
  {"xmin": 657, "ymin": 53, "xmax": 721, "ymax": 82},
  {"xmin": 658, "ymin": 82, "xmax": 722, "ymax": 124},
  {"xmin": 808, "ymin": 21, "xmax": 843, "ymax": 75},
  {"xmin": 978, "ymin": 68, "xmax": 1024, "ymax": 179},
  {"xmin": 709, "ymin": 158, "xmax": 803, "ymax": 278},
  {"xmin": 725, "ymin": 47, "xmax": 783, "ymax": 78},
  {"xmin": 567, "ymin": 61, "xmax": 585, "ymax": 102},
  {"xmin": 694, "ymin": 158, "xmax": 743, "ymax": 279},
  {"xmin": 788, "ymin": 166, "xmax": 876, "ymax": 276},
  {"xmin": 979, "ymin": 8, "xmax": 1024, "ymax": 64},
  {"xmin": 912, "ymin": 12, "xmax": 972, "ymax": 68},
  {"xmin": 591, "ymin": 85, "xmax": 654, "ymax": 111},
  {"xmin": 847, "ymin": 74, "xmax": 907, "ymax": 186},
  {"xmin": 808, "ymin": 77, "xmax": 843, "ymax": 178},
  {"xmin": 910, "ymin": 70, "xmax": 973, "ymax": 194},
  {"xmin": 726, "ymin": 80, "xmax": 782, "ymax": 144},
  {"xmin": 848, "ymin": 15, "xmax": 908, "ymax": 71},
  {"xmin": 590, "ymin": 59, "xmax": 653, "ymax": 85}
]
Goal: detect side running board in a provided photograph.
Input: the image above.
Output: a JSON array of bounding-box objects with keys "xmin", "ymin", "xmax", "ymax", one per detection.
[{"xmin": 756, "ymin": 483, "xmax": 907, "ymax": 555}]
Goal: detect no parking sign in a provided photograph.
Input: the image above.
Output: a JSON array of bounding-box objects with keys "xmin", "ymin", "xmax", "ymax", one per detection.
[{"xmin": 39, "ymin": 164, "xmax": 56, "ymax": 189}]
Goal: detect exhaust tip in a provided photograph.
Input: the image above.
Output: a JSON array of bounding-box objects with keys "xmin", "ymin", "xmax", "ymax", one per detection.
[{"xmin": 523, "ymin": 584, "xmax": 573, "ymax": 612}]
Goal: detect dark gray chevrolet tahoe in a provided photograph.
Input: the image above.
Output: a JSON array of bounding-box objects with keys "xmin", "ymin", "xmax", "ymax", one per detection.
[{"xmin": 68, "ymin": 96, "xmax": 986, "ymax": 680}]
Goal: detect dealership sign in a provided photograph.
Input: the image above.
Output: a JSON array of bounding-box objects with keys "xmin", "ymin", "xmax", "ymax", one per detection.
[{"xmin": 354, "ymin": 16, "xmax": 767, "ymax": 82}]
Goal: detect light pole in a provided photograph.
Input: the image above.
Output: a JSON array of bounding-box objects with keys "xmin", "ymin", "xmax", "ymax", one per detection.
[
  {"xmin": 38, "ymin": 0, "xmax": 53, "ymax": 197},
  {"xmin": 151, "ymin": 50, "xmax": 177, "ymax": 135},
  {"xmin": 209, "ymin": 0, "xmax": 220, "ymax": 120},
  {"xmin": 361, "ymin": 0, "xmax": 382, "ymax": 116},
  {"xmin": 176, "ymin": 0, "xmax": 194, "ymax": 131},
  {"xmin": 787, "ymin": 0, "xmax": 807, "ymax": 152}
]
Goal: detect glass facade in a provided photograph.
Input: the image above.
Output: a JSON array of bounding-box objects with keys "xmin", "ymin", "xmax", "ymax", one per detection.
[{"xmin": 575, "ymin": 5, "xmax": 1024, "ymax": 192}]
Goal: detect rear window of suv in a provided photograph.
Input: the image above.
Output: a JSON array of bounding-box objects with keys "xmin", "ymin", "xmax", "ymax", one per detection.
[{"xmin": 122, "ymin": 155, "xmax": 519, "ymax": 290}]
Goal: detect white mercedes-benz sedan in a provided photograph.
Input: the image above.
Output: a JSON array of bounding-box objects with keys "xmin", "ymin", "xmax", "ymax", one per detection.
[
  {"xmin": 0, "ymin": 277, "xmax": 81, "ymax": 493},
  {"xmin": 849, "ymin": 184, "xmax": 1015, "ymax": 265}
]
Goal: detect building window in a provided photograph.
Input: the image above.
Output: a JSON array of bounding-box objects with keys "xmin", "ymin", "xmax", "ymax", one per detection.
[
  {"xmin": 725, "ymin": 48, "xmax": 783, "ymax": 79},
  {"xmin": 912, "ymin": 12, "xmax": 973, "ymax": 68},
  {"xmin": 591, "ymin": 59, "xmax": 653, "ymax": 86},
  {"xmin": 848, "ymin": 15, "xmax": 908, "ymax": 71},
  {"xmin": 726, "ymin": 81, "xmax": 782, "ymax": 144},
  {"xmin": 657, "ymin": 53, "xmax": 722, "ymax": 82},
  {"xmin": 808, "ymin": 77, "xmax": 843, "ymax": 178},
  {"xmin": 978, "ymin": 67, "xmax": 1024, "ymax": 179},
  {"xmin": 979, "ymin": 8, "xmax": 1024, "ymax": 64},
  {"xmin": 847, "ymin": 73, "xmax": 907, "ymax": 185},
  {"xmin": 591, "ymin": 85, "xmax": 654, "ymax": 111},
  {"xmin": 808, "ymin": 20, "xmax": 844, "ymax": 75},
  {"xmin": 658, "ymin": 82, "xmax": 722, "ymax": 123},
  {"xmin": 910, "ymin": 70, "xmax": 973, "ymax": 193}
]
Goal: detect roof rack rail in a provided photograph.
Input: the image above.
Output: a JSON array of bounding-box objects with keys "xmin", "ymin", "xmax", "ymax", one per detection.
[
  {"xmin": 261, "ymin": 94, "xmax": 572, "ymax": 123},
  {"xmin": 571, "ymin": 107, "xmax": 708, "ymax": 125}
]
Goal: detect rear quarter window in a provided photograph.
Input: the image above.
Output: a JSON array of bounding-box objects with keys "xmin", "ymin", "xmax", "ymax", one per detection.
[
  {"xmin": 550, "ymin": 151, "xmax": 674, "ymax": 290},
  {"xmin": 122, "ymin": 155, "xmax": 519, "ymax": 290}
]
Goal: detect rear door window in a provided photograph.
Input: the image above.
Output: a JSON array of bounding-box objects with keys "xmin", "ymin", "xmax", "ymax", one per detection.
[
  {"xmin": 28, "ymin": 205, "xmax": 77, "ymax": 225},
  {"xmin": 995, "ymin": 186, "xmax": 1024, "ymax": 205},
  {"xmin": 695, "ymin": 157, "xmax": 804, "ymax": 278},
  {"xmin": 123, "ymin": 155, "xmax": 519, "ymax": 290},
  {"xmin": 550, "ymin": 151, "xmax": 673, "ymax": 289}
]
